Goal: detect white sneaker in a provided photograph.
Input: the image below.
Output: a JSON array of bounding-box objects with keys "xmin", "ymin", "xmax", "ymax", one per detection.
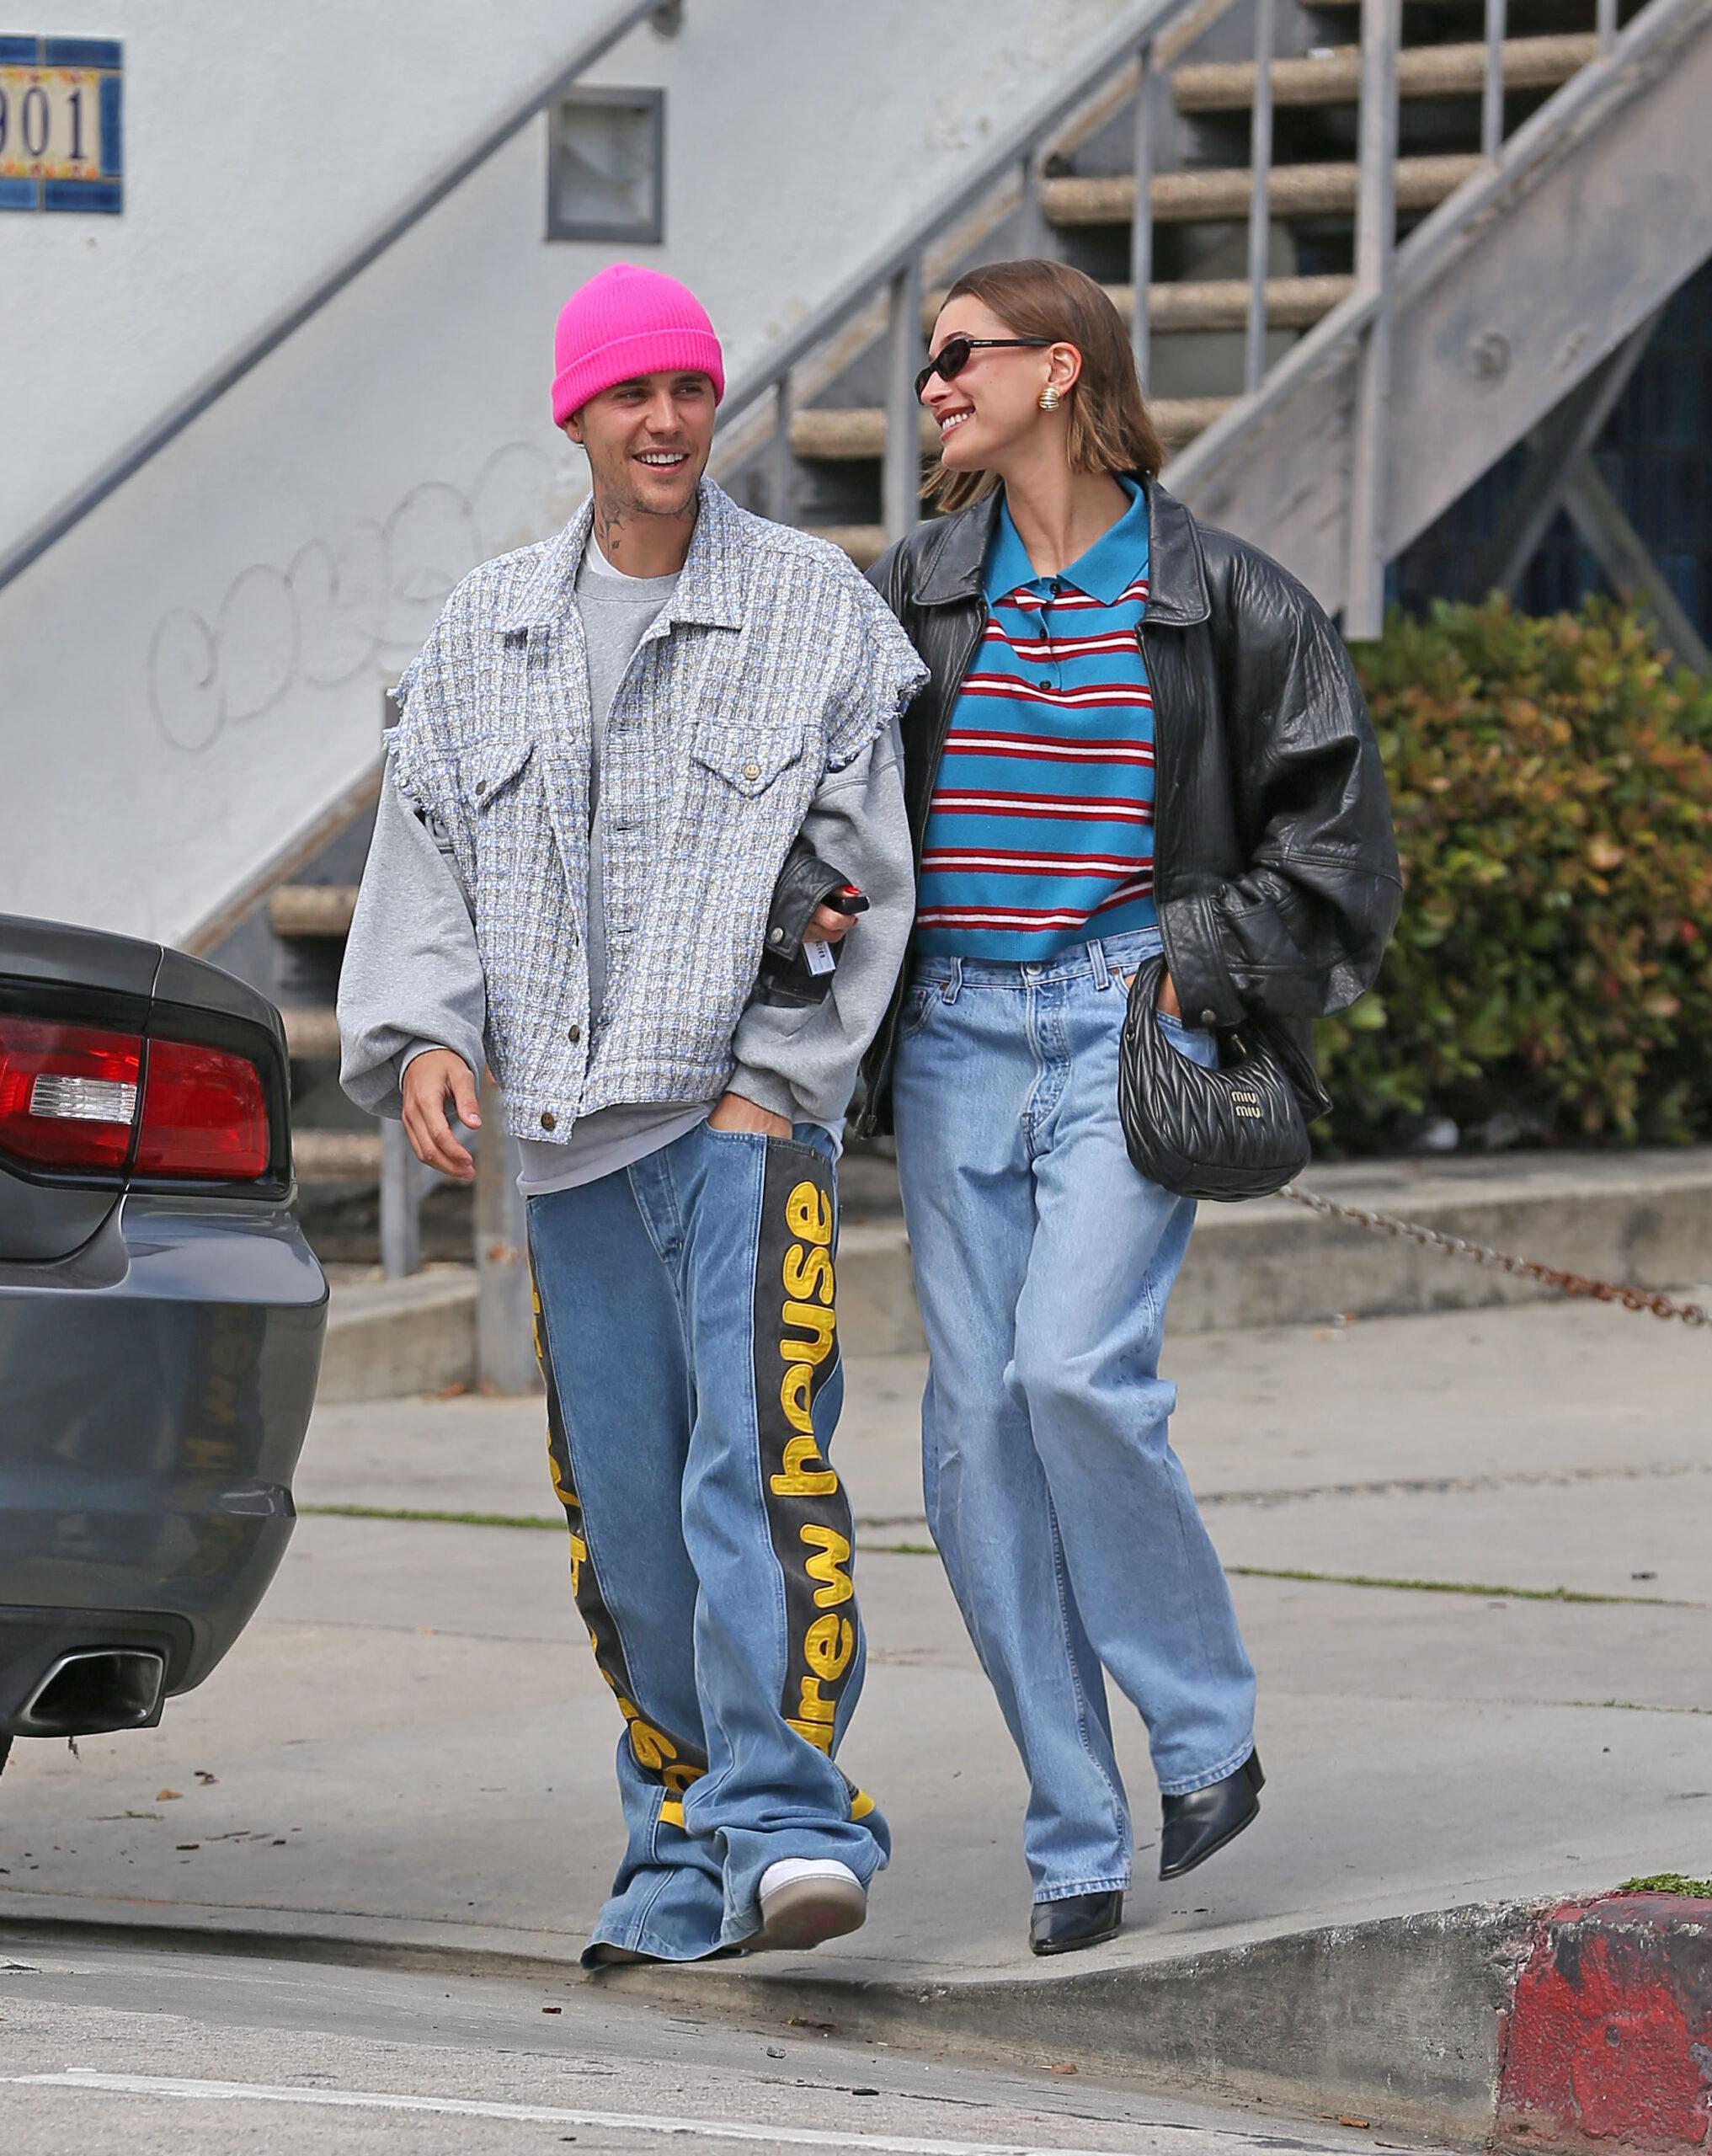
[{"xmin": 752, "ymin": 1857, "xmax": 867, "ymax": 1952}]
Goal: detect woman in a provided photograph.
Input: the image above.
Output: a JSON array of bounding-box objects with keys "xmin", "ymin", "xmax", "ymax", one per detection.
[{"xmin": 860, "ymin": 259, "xmax": 1400, "ymax": 1957}]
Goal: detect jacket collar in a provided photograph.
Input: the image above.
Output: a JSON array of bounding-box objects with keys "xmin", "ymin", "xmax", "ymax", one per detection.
[
  {"xmin": 912, "ymin": 476, "xmax": 1209, "ymax": 627},
  {"xmin": 499, "ymin": 477, "xmax": 748, "ymax": 635}
]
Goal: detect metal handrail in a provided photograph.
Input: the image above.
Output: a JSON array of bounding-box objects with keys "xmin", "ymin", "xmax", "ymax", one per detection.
[
  {"xmin": 0, "ymin": 0, "xmax": 678, "ymax": 596},
  {"xmin": 1345, "ymin": 0, "xmax": 1403, "ymax": 637}
]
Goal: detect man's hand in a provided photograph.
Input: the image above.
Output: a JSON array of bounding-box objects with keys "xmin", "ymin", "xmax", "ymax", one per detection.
[
  {"xmin": 707, "ymin": 1091, "xmax": 792, "ymax": 1139},
  {"xmin": 1156, "ymin": 969, "xmax": 1182, "ymax": 1020},
  {"xmin": 401, "ymin": 1049, "xmax": 482, "ymax": 1180}
]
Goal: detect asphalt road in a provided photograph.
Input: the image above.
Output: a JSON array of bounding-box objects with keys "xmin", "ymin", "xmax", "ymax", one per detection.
[{"xmin": 0, "ymin": 1938, "xmax": 1430, "ymax": 2156}]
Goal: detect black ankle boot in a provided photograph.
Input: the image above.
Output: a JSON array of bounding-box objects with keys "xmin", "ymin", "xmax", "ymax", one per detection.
[
  {"xmin": 1159, "ymin": 1750, "xmax": 1264, "ymax": 1881},
  {"xmin": 1028, "ymin": 1889, "xmax": 1123, "ymax": 1956}
]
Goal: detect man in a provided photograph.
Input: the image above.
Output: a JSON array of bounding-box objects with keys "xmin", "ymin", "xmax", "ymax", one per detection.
[{"xmin": 339, "ymin": 264, "xmax": 925, "ymax": 1966}]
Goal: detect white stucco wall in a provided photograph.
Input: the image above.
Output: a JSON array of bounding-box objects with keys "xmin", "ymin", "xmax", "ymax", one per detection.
[{"xmin": 1, "ymin": 0, "xmax": 1135, "ymax": 942}]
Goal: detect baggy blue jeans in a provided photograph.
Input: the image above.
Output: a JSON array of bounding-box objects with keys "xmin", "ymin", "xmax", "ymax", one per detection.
[
  {"xmin": 525, "ymin": 1120, "xmax": 888, "ymax": 1963},
  {"xmin": 891, "ymin": 926, "xmax": 1256, "ymax": 1903}
]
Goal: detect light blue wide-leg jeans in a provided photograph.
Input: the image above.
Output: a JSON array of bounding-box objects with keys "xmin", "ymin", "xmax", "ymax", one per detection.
[
  {"xmin": 527, "ymin": 1120, "xmax": 888, "ymax": 1964},
  {"xmin": 891, "ymin": 925, "xmax": 1256, "ymax": 1903}
]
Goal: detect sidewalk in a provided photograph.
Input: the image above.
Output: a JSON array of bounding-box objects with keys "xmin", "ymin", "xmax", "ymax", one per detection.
[{"xmin": 3, "ymin": 1295, "xmax": 1709, "ymax": 2141}]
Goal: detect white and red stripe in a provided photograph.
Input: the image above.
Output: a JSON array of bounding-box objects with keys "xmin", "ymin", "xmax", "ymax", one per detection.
[
  {"xmin": 924, "ymin": 847, "xmax": 1147, "ymax": 878},
  {"xmin": 983, "ymin": 623, "xmax": 1141, "ymax": 662},
  {"xmin": 941, "ymin": 729, "xmax": 1155, "ymax": 766},
  {"xmin": 929, "ymin": 789, "xmax": 1155, "ymax": 824},
  {"xmin": 1006, "ymin": 576, "xmax": 1149, "ymax": 614},
  {"xmin": 916, "ymin": 878, "xmax": 1157, "ymax": 933},
  {"xmin": 957, "ymin": 675, "xmax": 1154, "ymax": 710}
]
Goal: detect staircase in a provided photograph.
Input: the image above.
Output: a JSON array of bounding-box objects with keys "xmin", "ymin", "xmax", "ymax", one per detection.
[{"xmin": 716, "ymin": 0, "xmax": 1712, "ymax": 638}]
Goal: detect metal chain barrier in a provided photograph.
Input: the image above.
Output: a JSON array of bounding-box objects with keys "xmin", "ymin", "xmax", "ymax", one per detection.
[{"xmin": 1280, "ymin": 1185, "xmax": 1712, "ymax": 1329}]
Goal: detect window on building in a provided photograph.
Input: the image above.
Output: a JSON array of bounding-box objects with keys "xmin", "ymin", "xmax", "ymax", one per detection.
[{"xmin": 547, "ymin": 88, "xmax": 664, "ymax": 244}]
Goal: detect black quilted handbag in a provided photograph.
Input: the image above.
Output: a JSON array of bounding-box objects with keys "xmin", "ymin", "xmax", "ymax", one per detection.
[{"xmin": 1117, "ymin": 954, "xmax": 1316, "ymax": 1201}]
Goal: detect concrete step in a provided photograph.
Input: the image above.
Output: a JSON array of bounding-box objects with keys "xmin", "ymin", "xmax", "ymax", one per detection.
[
  {"xmin": 920, "ymin": 275, "xmax": 1352, "ymax": 333},
  {"xmin": 793, "ymin": 395, "xmax": 1234, "ymax": 464},
  {"xmin": 1119, "ymin": 274, "xmax": 1352, "ymax": 330},
  {"xmin": 315, "ymin": 1148, "xmax": 1712, "ymax": 1395},
  {"xmin": 1172, "ymin": 31, "xmax": 1597, "ymax": 109},
  {"xmin": 317, "ymin": 1267, "xmax": 477, "ymax": 1404},
  {"xmin": 294, "ymin": 1129, "xmax": 381, "ymax": 1181},
  {"xmin": 270, "ymin": 883, "xmax": 357, "ymax": 937},
  {"xmin": 1043, "ymin": 152, "xmax": 1482, "ymax": 228},
  {"xmin": 836, "ymin": 1149, "xmax": 1712, "ymax": 1353},
  {"xmin": 1309, "ymin": 0, "xmax": 1588, "ymax": 8},
  {"xmin": 282, "ymin": 1006, "xmax": 342, "ymax": 1059}
]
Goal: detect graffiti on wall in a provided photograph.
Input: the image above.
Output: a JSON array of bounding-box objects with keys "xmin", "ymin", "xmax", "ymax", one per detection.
[{"xmin": 147, "ymin": 443, "xmax": 583, "ymax": 752}]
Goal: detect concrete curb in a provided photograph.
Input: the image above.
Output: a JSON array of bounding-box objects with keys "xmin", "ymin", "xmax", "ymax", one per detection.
[
  {"xmin": 317, "ymin": 1148, "xmax": 1712, "ymax": 1393},
  {"xmin": 8, "ymin": 1892, "xmax": 1710, "ymax": 2148},
  {"xmin": 1496, "ymin": 1892, "xmax": 1712, "ymax": 2153},
  {"xmin": 317, "ymin": 1270, "xmax": 476, "ymax": 1404},
  {"xmin": 612, "ymin": 1900, "xmax": 1532, "ymax": 2144},
  {"xmin": 1181, "ymin": 1153, "xmax": 1712, "ymax": 1338}
]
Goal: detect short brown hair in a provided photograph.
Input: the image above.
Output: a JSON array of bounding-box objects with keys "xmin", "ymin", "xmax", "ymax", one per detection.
[{"xmin": 922, "ymin": 258, "xmax": 1165, "ymax": 513}]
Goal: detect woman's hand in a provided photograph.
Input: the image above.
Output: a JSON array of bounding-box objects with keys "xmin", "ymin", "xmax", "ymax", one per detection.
[
  {"xmin": 1155, "ymin": 969, "xmax": 1182, "ymax": 1020},
  {"xmin": 708, "ymin": 1092, "xmax": 792, "ymax": 1139},
  {"xmin": 806, "ymin": 903, "xmax": 855, "ymax": 944}
]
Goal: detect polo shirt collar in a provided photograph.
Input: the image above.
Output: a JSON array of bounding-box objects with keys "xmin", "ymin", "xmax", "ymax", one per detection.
[{"xmin": 985, "ymin": 477, "xmax": 1149, "ymax": 606}]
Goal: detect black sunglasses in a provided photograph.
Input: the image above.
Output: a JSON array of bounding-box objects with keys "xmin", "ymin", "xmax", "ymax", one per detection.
[{"xmin": 915, "ymin": 336, "xmax": 1052, "ymax": 402}]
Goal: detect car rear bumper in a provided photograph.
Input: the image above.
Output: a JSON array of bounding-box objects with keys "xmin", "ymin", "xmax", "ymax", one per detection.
[{"xmin": 0, "ymin": 1192, "xmax": 326, "ymax": 1735}]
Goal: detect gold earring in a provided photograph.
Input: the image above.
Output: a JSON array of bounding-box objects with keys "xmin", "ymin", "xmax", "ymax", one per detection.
[{"xmin": 1039, "ymin": 384, "xmax": 1062, "ymax": 412}]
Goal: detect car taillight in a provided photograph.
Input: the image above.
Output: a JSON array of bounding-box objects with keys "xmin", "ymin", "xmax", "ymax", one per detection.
[
  {"xmin": 0, "ymin": 1018, "xmax": 141, "ymax": 1168},
  {"xmin": 134, "ymin": 1036, "xmax": 269, "ymax": 1179},
  {"xmin": 0, "ymin": 1016, "xmax": 271, "ymax": 1181}
]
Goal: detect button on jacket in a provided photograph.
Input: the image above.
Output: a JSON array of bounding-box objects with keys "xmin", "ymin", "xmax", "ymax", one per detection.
[
  {"xmin": 339, "ymin": 481, "xmax": 926, "ymax": 1144},
  {"xmin": 858, "ymin": 479, "xmax": 1402, "ymax": 1134}
]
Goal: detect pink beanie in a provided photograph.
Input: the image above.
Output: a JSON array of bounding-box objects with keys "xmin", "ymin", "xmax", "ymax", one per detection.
[{"xmin": 551, "ymin": 264, "xmax": 725, "ymax": 426}]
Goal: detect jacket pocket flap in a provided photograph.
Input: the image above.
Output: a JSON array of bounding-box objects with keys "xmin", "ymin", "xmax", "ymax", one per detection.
[
  {"xmin": 691, "ymin": 725, "xmax": 803, "ymax": 798},
  {"xmin": 462, "ymin": 736, "xmax": 536, "ymax": 807}
]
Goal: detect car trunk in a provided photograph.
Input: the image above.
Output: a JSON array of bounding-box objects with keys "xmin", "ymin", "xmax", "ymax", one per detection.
[{"xmin": 0, "ymin": 915, "xmax": 293, "ymax": 1262}]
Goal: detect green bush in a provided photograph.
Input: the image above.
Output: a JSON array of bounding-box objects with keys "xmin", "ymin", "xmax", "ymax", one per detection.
[{"xmin": 1318, "ymin": 596, "xmax": 1712, "ymax": 1150}]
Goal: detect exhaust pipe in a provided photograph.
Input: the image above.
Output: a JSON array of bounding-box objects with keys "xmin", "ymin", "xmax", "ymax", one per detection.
[{"xmin": 17, "ymin": 1647, "xmax": 167, "ymax": 1736}]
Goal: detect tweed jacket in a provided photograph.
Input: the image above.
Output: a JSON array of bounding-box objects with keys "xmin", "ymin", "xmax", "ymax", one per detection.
[{"xmin": 381, "ymin": 481, "xmax": 926, "ymax": 1141}]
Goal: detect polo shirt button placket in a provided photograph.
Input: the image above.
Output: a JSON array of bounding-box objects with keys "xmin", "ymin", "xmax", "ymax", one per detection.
[{"xmin": 1039, "ymin": 577, "xmax": 1059, "ymax": 694}]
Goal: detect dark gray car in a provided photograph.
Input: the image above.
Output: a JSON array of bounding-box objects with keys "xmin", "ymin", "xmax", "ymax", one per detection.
[{"xmin": 0, "ymin": 914, "xmax": 326, "ymax": 1778}]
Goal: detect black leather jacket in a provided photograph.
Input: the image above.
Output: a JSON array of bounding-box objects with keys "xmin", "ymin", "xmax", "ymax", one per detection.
[{"xmin": 856, "ymin": 479, "xmax": 1402, "ymax": 1136}]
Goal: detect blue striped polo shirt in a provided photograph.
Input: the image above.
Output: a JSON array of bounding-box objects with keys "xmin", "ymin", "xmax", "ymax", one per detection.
[{"xmin": 915, "ymin": 480, "xmax": 1156, "ymax": 959}]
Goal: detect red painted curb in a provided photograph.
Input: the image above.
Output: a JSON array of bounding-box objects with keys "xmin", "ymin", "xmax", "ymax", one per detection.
[{"xmin": 1497, "ymin": 1893, "xmax": 1712, "ymax": 2153}]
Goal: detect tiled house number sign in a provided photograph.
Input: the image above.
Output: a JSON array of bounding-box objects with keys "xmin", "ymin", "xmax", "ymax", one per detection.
[{"xmin": 0, "ymin": 35, "xmax": 122, "ymax": 211}]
